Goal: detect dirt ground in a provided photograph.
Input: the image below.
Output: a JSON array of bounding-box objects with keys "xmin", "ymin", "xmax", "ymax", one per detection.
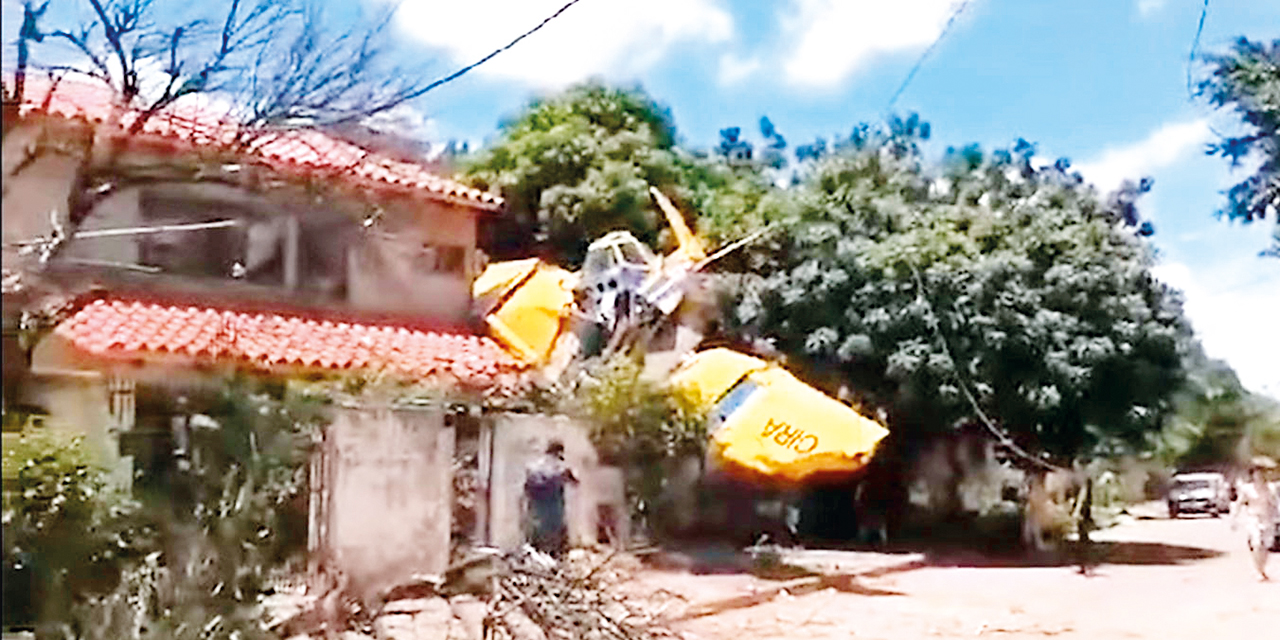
[{"xmin": 631, "ymin": 506, "xmax": 1279, "ymax": 640}]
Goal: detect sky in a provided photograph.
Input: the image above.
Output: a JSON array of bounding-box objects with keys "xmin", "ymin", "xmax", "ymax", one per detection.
[
  {"xmin": 3, "ymin": 0, "xmax": 1278, "ymax": 398},
  {"xmin": 380, "ymin": 0, "xmax": 1280, "ymax": 398}
]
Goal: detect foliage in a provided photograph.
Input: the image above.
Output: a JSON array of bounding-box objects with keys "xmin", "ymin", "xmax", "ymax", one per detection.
[
  {"xmin": 1155, "ymin": 348, "xmax": 1250, "ymax": 467},
  {"xmin": 573, "ymin": 352, "xmax": 706, "ymax": 464},
  {"xmin": 2, "ymin": 430, "xmax": 155, "ymax": 628},
  {"xmin": 716, "ymin": 116, "xmax": 788, "ymax": 170},
  {"xmin": 675, "ymin": 152, "xmax": 785, "ymax": 248},
  {"xmin": 464, "ymin": 81, "xmax": 777, "ymax": 265},
  {"xmin": 1150, "ymin": 343, "xmax": 1280, "ymax": 470},
  {"xmin": 109, "ymin": 376, "xmax": 324, "ymax": 640},
  {"xmin": 464, "ymin": 82, "xmax": 681, "ymax": 265},
  {"xmin": 570, "ymin": 352, "xmax": 706, "ymax": 534},
  {"xmin": 2, "ymin": 375, "xmax": 326, "ymax": 638},
  {"xmin": 1197, "ymin": 37, "xmax": 1280, "ymax": 256},
  {"xmin": 1246, "ymin": 400, "xmax": 1280, "ymax": 460},
  {"xmin": 725, "ymin": 117, "xmax": 1192, "ymax": 467}
]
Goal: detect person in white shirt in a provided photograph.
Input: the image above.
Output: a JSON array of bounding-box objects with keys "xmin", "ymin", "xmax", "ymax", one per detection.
[{"xmin": 1233, "ymin": 461, "xmax": 1279, "ymax": 581}]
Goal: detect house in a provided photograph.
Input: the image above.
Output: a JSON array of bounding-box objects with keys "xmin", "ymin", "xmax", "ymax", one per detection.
[
  {"xmin": 1, "ymin": 78, "xmax": 636, "ymax": 598},
  {"xmin": 1, "ymin": 76, "xmax": 522, "ymax": 491}
]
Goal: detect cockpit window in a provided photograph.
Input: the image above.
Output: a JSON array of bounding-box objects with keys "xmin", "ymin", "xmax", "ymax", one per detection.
[{"xmin": 709, "ymin": 378, "xmax": 760, "ymax": 434}]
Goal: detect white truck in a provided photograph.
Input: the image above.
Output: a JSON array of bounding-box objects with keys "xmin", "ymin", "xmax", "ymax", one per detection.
[{"xmin": 1166, "ymin": 471, "xmax": 1231, "ymax": 518}]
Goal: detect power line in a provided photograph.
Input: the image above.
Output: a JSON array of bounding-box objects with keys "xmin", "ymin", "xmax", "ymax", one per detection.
[
  {"xmin": 886, "ymin": 0, "xmax": 974, "ymax": 112},
  {"xmin": 403, "ymin": 0, "xmax": 590, "ymax": 102},
  {"xmin": 1187, "ymin": 0, "xmax": 1210, "ymax": 98},
  {"xmin": 908, "ymin": 264, "xmax": 1063, "ymax": 472}
]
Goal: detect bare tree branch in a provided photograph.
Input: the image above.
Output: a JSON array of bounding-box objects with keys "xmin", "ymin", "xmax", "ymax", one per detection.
[
  {"xmin": 5, "ymin": 0, "xmax": 583, "ymax": 270},
  {"xmin": 8, "ymin": 2, "xmax": 49, "ymax": 103},
  {"xmin": 47, "ymin": 29, "xmax": 113, "ymax": 82},
  {"xmin": 85, "ymin": 0, "xmax": 135, "ymax": 99}
]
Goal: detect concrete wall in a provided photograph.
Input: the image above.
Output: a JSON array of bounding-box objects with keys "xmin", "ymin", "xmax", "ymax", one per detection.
[
  {"xmin": 1, "ymin": 124, "xmax": 80, "ymax": 271},
  {"xmin": 60, "ymin": 188, "xmax": 143, "ymax": 265},
  {"xmin": 346, "ymin": 201, "xmax": 478, "ymax": 324},
  {"xmin": 24, "ymin": 333, "xmax": 244, "ymax": 492},
  {"xmin": 347, "ymin": 241, "xmax": 473, "ymax": 325},
  {"xmin": 17, "ymin": 368, "xmax": 133, "ymax": 491},
  {"xmin": 483, "ymin": 413, "xmax": 628, "ymax": 551},
  {"xmin": 312, "ymin": 406, "xmax": 454, "ymax": 598}
]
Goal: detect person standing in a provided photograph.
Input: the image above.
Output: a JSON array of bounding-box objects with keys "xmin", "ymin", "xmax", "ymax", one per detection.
[
  {"xmin": 1072, "ymin": 476, "xmax": 1096, "ymax": 576},
  {"xmin": 1233, "ymin": 459, "xmax": 1279, "ymax": 581},
  {"xmin": 524, "ymin": 440, "xmax": 579, "ymax": 557}
]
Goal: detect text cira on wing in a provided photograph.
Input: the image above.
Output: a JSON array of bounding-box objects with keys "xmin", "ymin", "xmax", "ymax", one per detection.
[{"xmin": 762, "ymin": 418, "xmax": 819, "ymax": 454}]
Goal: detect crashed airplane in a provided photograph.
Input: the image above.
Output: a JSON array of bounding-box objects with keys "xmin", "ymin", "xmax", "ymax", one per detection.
[{"xmin": 471, "ymin": 186, "xmax": 889, "ymax": 481}]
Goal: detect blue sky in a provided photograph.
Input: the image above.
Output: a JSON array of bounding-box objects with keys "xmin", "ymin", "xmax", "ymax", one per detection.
[
  {"xmin": 384, "ymin": 0, "xmax": 1278, "ymax": 397},
  {"xmin": 3, "ymin": 0, "xmax": 1277, "ymax": 397}
]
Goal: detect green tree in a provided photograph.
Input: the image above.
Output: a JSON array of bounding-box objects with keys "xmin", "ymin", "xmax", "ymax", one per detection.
[
  {"xmin": 110, "ymin": 376, "xmax": 323, "ymax": 640},
  {"xmin": 463, "ymin": 82, "xmax": 777, "ymax": 265},
  {"xmin": 1157, "ymin": 343, "xmax": 1280, "ymax": 468},
  {"xmin": 2, "ymin": 430, "xmax": 154, "ymax": 628},
  {"xmin": 2, "ymin": 376, "xmax": 324, "ymax": 639},
  {"xmin": 1198, "ymin": 37, "xmax": 1280, "ymax": 256},
  {"xmin": 726, "ymin": 118, "xmax": 1192, "ymax": 469},
  {"xmin": 571, "ymin": 352, "xmax": 705, "ymax": 536},
  {"xmin": 1157, "ymin": 346, "xmax": 1249, "ymax": 468},
  {"xmin": 464, "ymin": 82, "xmax": 682, "ymax": 265}
]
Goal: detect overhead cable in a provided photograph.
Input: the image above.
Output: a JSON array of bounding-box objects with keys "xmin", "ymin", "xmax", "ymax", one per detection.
[
  {"xmin": 1187, "ymin": 0, "xmax": 1210, "ymax": 98},
  {"xmin": 404, "ymin": 0, "xmax": 590, "ymax": 102},
  {"xmin": 886, "ymin": 0, "xmax": 974, "ymax": 111}
]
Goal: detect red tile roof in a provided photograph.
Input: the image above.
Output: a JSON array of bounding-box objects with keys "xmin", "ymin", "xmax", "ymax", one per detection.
[
  {"xmin": 15, "ymin": 77, "xmax": 503, "ymax": 210},
  {"xmin": 54, "ymin": 297, "xmax": 527, "ymax": 390}
]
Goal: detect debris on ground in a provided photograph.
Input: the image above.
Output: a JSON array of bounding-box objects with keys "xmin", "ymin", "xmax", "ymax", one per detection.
[
  {"xmin": 263, "ymin": 546, "xmax": 681, "ymax": 640},
  {"xmin": 482, "ymin": 546, "xmax": 679, "ymax": 640}
]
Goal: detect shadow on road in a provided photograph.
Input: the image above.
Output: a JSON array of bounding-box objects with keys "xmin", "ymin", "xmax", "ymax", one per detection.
[
  {"xmin": 673, "ymin": 573, "xmax": 904, "ymax": 621},
  {"xmin": 918, "ymin": 540, "xmax": 1225, "ymax": 568}
]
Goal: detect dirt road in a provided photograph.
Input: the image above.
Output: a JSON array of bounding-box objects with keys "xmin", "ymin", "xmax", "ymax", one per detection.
[{"xmin": 636, "ymin": 511, "xmax": 1279, "ymax": 639}]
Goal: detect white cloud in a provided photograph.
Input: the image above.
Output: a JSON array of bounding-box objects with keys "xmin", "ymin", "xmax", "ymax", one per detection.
[
  {"xmin": 1075, "ymin": 119, "xmax": 1213, "ymax": 193},
  {"xmin": 390, "ymin": 0, "xmax": 733, "ymax": 88},
  {"xmin": 780, "ymin": 0, "xmax": 963, "ymax": 88},
  {"xmin": 1137, "ymin": 0, "xmax": 1168, "ymax": 17},
  {"xmin": 1153, "ymin": 253, "xmax": 1280, "ymax": 401},
  {"xmin": 718, "ymin": 53, "xmax": 762, "ymax": 85}
]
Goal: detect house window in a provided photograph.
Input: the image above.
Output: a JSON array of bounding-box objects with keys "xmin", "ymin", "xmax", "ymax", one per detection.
[
  {"xmin": 418, "ymin": 245, "xmax": 438, "ymax": 273},
  {"xmin": 299, "ymin": 219, "xmax": 349, "ymax": 298},
  {"xmin": 438, "ymin": 246, "xmax": 466, "ymax": 274},
  {"xmin": 138, "ymin": 193, "xmax": 283, "ymax": 284},
  {"xmin": 709, "ymin": 377, "xmax": 760, "ymax": 435},
  {"xmin": 419, "ymin": 244, "xmax": 467, "ymax": 275}
]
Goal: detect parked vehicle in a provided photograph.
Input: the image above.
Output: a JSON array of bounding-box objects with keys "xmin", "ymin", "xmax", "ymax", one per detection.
[
  {"xmin": 1167, "ymin": 472, "xmax": 1230, "ymax": 518},
  {"xmin": 1272, "ymin": 481, "xmax": 1280, "ymax": 552}
]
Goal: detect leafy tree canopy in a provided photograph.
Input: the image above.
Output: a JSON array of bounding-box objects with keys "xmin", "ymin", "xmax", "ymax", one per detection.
[
  {"xmin": 1155, "ymin": 344, "xmax": 1280, "ymax": 469},
  {"xmin": 1198, "ymin": 37, "xmax": 1280, "ymax": 256},
  {"xmin": 726, "ymin": 118, "xmax": 1192, "ymax": 466},
  {"xmin": 464, "ymin": 81, "xmax": 776, "ymax": 265}
]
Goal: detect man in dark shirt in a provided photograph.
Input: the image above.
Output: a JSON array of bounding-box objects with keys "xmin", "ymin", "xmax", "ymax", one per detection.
[
  {"xmin": 524, "ymin": 440, "xmax": 578, "ymax": 556},
  {"xmin": 1072, "ymin": 477, "xmax": 1096, "ymax": 576}
]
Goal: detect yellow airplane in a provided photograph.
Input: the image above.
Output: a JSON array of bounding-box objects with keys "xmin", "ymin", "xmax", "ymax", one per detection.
[
  {"xmin": 472, "ymin": 186, "xmax": 742, "ymax": 365},
  {"xmin": 670, "ymin": 348, "xmax": 890, "ymax": 483},
  {"xmin": 472, "ymin": 258, "xmax": 578, "ymax": 365}
]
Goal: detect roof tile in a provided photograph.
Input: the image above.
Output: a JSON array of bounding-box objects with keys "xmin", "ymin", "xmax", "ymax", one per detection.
[
  {"xmin": 55, "ymin": 297, "xmax": 526, "ymax": 390},
  {"xmin": 16, "ymin": 78, "xmax": 503, "ymax": 210}
]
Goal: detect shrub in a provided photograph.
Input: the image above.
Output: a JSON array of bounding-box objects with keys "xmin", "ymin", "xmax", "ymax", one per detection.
[
  {"xmin": 2, "ymin": 429, "xmax": 155, "ymax": 629},
  {"xmin": 572, "ymin": 352, "xmax": 707, "ymax": 535},
  {"xmin": 3, "ymin": 374, "xmax": 326, "ymax": 639}
]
